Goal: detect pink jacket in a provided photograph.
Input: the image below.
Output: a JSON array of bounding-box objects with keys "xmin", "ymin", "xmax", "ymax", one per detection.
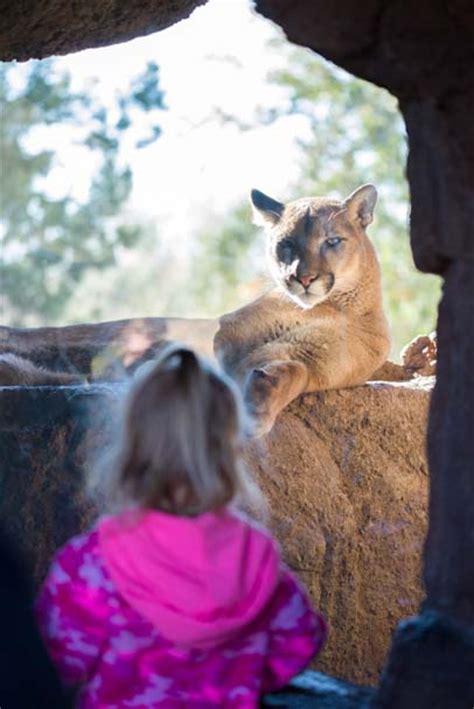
[{"xmin": 36, "ymin": 508, "xmax": 327, "ymax": 708}]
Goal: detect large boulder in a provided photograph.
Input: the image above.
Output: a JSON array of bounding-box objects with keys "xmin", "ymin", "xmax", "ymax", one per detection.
[
  {"xmin": 246, "ymin": 378, "xmax": 431, "ymax": 684},
  {"xmin": 0, "ymin": 323, "xmax": 431, "ymax": 684}
]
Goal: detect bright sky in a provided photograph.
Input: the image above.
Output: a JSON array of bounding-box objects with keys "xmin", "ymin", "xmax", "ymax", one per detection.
[{"xmin": 30, "ymin": 0, "xmax": 309, "ymax": 242}]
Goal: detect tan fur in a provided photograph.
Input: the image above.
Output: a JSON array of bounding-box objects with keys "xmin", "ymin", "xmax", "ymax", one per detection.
[
  {"xmin": 0, "ymin": 353, "xmax": 84, "ymax": 386},
  {"xmin": 214, "ymin": 185, "xmax": 391, "ymax": 436}
]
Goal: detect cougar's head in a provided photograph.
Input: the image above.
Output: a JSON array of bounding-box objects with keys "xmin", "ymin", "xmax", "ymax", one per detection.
[{"xmin": 250, "ymin": 184, "xmax": 378, "ymax": 309}]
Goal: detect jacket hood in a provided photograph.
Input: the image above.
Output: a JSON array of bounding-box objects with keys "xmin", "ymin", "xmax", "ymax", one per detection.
[{"xmin": 98, "ymin": 507, "xmax": 280, "ymax": 649}]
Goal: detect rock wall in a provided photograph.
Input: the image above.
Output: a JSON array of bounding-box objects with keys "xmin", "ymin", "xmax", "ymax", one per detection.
[
  {"xmin": 0, "ymin": 0, "xmax": 205, "ymax": 61},
  {"xmin": 0, "ymin": 374, "xmax": 431, "ymax": 685},
  {"xmin": 246, "ymin": 379, "xmax": 430, "ymax": 684},
  {"xmin": 0, "ymin": 386, "xmax": 102, "ymax": 583}
]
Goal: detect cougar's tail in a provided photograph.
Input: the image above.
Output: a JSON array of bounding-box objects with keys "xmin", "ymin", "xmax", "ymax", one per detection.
[{"xmin": 0, "ymin": 353, "xmax": 84, "ymax": 386}]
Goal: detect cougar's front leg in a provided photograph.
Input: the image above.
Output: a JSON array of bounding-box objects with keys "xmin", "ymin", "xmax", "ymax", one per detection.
[
  {"xmin": 245, "ymin": 359, "xmax": 309, "ymax": 437},
  {"xmin": 214, "ymin": 314, "xmax": 256, "ymax": 378}
]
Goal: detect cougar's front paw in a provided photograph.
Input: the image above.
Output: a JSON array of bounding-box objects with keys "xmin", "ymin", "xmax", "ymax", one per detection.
[{"xmin": 244, "ymin": 367, "xmax": 280, "ymax": 437}]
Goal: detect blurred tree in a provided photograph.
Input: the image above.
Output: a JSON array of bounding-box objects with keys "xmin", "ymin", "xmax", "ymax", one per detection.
[
  {"xmin": 191, "ymin": 203, "xmax": 268, "ymax": 316},
  {"xmin": 194, "ymin": 42, "xmax": 441, "ymax": 356},
  {"xmin": 0, "ymin": 60, "xmax": 164, "ymax": 325}
]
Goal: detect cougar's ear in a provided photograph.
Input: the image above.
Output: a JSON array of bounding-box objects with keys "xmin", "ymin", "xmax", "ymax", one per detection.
[
  {"xmin": 344, "ymin": 184, "xmax": 377, "ymax": 228},
  {"xmin": 250, "ymin": 189, "xmax": 284, "ymax": 227}
]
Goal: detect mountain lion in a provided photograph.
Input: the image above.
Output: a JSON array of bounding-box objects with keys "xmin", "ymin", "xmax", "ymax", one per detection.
[
  {"xmin": 214, "ymin": 184, "xmax": 391, "ymax": 436},
  {"xmin": 0, "ymin": 184, "xmax": 390, "ymax": 434}
]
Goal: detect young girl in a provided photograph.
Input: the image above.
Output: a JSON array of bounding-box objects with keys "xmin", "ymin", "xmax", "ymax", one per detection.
[{"xmin": 36, "ymin": 344, "xmax": 327, "ymax": 708}]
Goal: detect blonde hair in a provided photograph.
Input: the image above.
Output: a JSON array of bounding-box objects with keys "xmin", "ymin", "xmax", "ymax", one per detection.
[{"xmin": 96, "ymin": 343, "xmax": 263, "ymax": 518}]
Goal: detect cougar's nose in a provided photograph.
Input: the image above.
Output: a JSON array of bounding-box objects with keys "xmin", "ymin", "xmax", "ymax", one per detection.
[{"xmin": 298, "ymin": 274, "xmax": 316, "ymax": 289}]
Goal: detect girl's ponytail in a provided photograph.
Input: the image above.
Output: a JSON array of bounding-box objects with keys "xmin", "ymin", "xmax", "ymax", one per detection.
[
  {"xmin": 157, "ymin": 346, "xmax": 199, "ymax": 376},
  {"xmin": 152, "ymin": 345, "xmax": 209, "ymax": 435}
]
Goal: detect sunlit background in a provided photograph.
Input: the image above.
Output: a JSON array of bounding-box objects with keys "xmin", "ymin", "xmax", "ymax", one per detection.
[{"xmin": 0, "ymin": 0, "xmax": 440, "ymax": 357}]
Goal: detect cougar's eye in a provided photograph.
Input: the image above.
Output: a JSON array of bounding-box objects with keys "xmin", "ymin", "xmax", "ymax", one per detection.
[
  {"xmin": 277, "ymin": 240, "xmax": 295, "ymax": 263},
  {"xmin": 325, "ymin": 236, "xmax": 342, "ymax": 248}
]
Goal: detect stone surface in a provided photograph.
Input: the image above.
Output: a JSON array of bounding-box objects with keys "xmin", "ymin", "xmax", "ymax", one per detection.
[
  {"xmin": 371, "ymin": 264, "xmax": 474, "ymax": 708},
  {"xmin": 424, "ymin": 261, "xmax": 474, "ymax": 622},
  {"xmin": 0, "ymin": 385, "xmax": 104, "ymax": 583},
  {"xmin": 246, "ymin": 379, "xmax": 431, "ymax": 685},
  {"xmin": 0, "ymin": 0, "xmax": 205, "ymax": 62},
  {"xmin": 0, "ymin": 318, "xmax": 217, "ymax": 380},
  {"xmin": 256, "ymin": 1, "xmax": 474, "ymax": 96},
  {"xmin": 0, "ymin": 375, "xmax": 431, "ymax": 685},
  {"xmin": 376, "ymin": 611, "xmax": 474, "ymax": 709},
  {"xmin": 264, "ymin": 671, "xmax": 374, "ymax": 708}
]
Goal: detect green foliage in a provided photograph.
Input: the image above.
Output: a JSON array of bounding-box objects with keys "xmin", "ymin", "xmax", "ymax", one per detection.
[
  {"xmin": 191, "ymin": 203, "xmax": 267, "ymax": 315},
  {"xmin": 0, "ymin": 60, "xmax": 164, "ymax": 325}
]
